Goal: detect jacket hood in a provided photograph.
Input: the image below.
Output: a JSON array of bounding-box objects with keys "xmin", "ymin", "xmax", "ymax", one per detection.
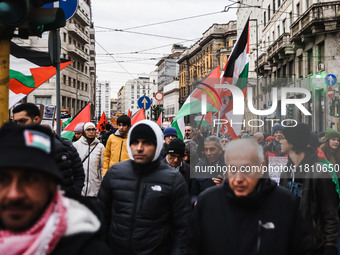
[
  {"xmin": 62, "ymin": 197, "xmax": 100, "ymax": 237},
  {"xmin": 127, "ymin": 120, "xmax": 164, "ymax": 162}
]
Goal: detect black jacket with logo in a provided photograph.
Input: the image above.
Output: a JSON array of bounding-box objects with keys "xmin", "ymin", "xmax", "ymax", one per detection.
[
  {"xmin": 280, "ymin": 147, "xmax": 339, "ymax": 253},
  {"xmin": 54, "ymin": 134, "xmax": 85, "ymax": 196},
  {"xmin": 188, "ymin": 178, "xmax": 313, "ymax": 255},
  {"xmin": 97, "ymin": 159, "xmax": 191, "ymax": 255}
]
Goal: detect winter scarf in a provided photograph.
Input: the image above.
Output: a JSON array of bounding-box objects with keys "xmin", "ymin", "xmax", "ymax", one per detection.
[{"xmin": 0, "ymin": 191, "xmax": 67, "ymax": 255}]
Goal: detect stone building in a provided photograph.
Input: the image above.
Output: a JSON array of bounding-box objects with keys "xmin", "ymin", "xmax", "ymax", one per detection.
[
  {"xmin": 255, "ymin": 0, "xmax": 340, "ymax": 132},
  {"xmin": 13, "ymin": 0, "xmax": 96, "ymax": 118},
  {"xmin": 177, "ymin": 21, "xmax": 237, "ymax": 107}
]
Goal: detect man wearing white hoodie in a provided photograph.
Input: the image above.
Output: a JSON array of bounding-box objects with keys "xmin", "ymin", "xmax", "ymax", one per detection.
[
  {"xmin": 0, "ymin": 123, "xmax": 111, "ymax": 255},
  {"xmin": 98, "ymin": 120, "xmax": 191, "ymax": 255}
]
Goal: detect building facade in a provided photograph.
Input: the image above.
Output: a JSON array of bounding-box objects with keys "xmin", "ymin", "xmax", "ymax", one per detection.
[
  {"xmin": 178, "ymin": 21, "xmax": 237, "ymax": 107},
  {"xmin": 124, "ymin": 77, "xmax": 151, "ymax": 117},
  {"xmin": 156, "ymin": 44, "xmax": 186, "ymax": 93},
  {"xmin": 95, "ymin": 81, "xmax": 111, "ymax": 120},
  {"xmin": 163, "ymin": 80, "xmax": 180, "ymax": 121},
  {"xmin": 13, "ymin": 0, "xmax": 96, "ymax": 118},
  {"xmin": 117, "ymin": 86, "xmax": 125, "ymax": 114},
  {"xmin": 110, "ymin": 98, "xmax": 118, "ymax": 117},
  {"xmin": 255, "ymin": 0, "xmax": 340, "ymax": 133}
]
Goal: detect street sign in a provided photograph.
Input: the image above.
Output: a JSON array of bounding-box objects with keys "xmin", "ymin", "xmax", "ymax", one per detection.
[
  {"xmin": 138, "ymin": 96, "xmax": 151, "ymax": 110},
  {"xmin": 44, "ymin": 0, "xmax": 78, "ymax": 21},
  {"xmin": 155, "ymin": 92, "xmax": 164, "ymax": 101},
  {"xmin": 328, "ymin": 87, "xmax": 335, "ymax": 99},
  {"xmin": 325, "ymin": 74, "xmax": 337, "ymax": 87}
]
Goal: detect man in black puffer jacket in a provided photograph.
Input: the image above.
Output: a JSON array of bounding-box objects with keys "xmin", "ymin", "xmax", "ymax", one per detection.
[
  {"xmin": 97, "ymin": 120, "xmax": 191, "ymax": 255},
  {"xmin": 188, "ymin": 139, "xmax": 312, "ymax": 255},
  {"xmin": 12, "ymin": 103, "xmax": 85, "ymax": 197}
]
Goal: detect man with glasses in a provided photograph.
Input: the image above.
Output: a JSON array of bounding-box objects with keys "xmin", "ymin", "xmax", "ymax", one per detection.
[
  {"xmin": 188, "ymin": 139, "xmax": 312, "ymax": 255},
  {"xmin": 12, "ymin": 103, "xmax": 85, "ymax": 197},
  {"xmin": 164, "ymin": 138, "xmax": 191, "ymax": 190}
]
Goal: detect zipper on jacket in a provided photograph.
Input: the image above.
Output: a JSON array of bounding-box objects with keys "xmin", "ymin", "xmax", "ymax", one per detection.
[
  {"xmin": 84, "ymin": 145, "xmax": 91, "ymax": 196},
  {"xmin": 118, "ymin": 139, "xmax": 124, "ymax": 162},
  {"xmin": 128, "ymin": 173, "xmax": 142, "ymax": 252}
]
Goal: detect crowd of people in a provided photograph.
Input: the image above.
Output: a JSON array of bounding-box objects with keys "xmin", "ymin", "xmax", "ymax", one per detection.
[{"xmin": 1, "ymin": 102, "xmax": 340, "ymax": 255}]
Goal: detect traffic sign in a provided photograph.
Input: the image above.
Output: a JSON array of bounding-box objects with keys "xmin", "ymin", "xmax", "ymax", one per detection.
[
  {"xmin": 325, "ymin": 74, "xmax": 337, "ymax": 87},
  {"xmin": 44, "ymin": 0, "xmax": 78, "ymax": 21},
  {"xmin": 328, "ymin": 87, "xmax": 335, "ymax": 99},
  {"xmin": 155, "ymin": 92, "xmax": 164, "ymax": 101},
  {"xmin": 138, "ymin": 96, "xmax": 151, "ymax": 110}
]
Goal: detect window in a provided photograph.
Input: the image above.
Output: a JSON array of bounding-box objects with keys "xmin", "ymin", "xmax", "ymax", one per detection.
[
  {"xmin": 35, "ymin": 96, "xmax": 51, "ymax": 105},
  {"xmin": 282, "ymin": 19, "xmax": 286, "ymax": 33},
  {"xmin": 63, "ymin": 33, "xmax": 66, "ymax": 42},
  {"xmin": 307, "ymin": 49, "xmax": 313, "ymax": 75},
  {"xmin": 296, "ymin": 3, "xmax": 300, "ymax": 17},
  {"xmin": 318, "ymin": 42, "xmax": 325, "ymax": 65},
  {"xmin": 298, "ymin": 56, "xmax": 303, "ymax": 78},
  {"xmin": 289, "ymin": 12, "xmax": 293, "ymax": 26},
  {"xmin": 273, "ymin": 0, "xmax": 276, "ymax": 13},
  {"xmin": 305, "ymin": 0, "xmax": 309, "ymax": 9},
  {"xmin": 68, "ymin": 36, "xmax": 71, "ymax": 44},
  {"xmin": 63, "ymin": 75, "xmax": 66, "ymax": 85},
  {"xmin": 268, "ymin": 5, "xmax": 271, "ymax": 20},
  {"xmin": 278, "ymin": 0, "xmax": 280, "ymax": 7},
  {"xmin": 264, "ymin": 11, "xmax": 266, "ymax": 26}
]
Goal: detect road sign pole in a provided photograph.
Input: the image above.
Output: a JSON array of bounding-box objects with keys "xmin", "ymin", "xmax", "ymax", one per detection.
[
  {"xmin": 0, "ymin": 39, "xmax": 10, "ymax": 126},
  {"xmin": 336, "ymin": 104, "xmax": 338, "ymax": 131}
]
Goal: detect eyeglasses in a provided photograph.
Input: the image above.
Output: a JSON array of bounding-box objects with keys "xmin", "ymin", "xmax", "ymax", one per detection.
[
  {"xmin": 85, "ymin": 128, "xmax": 96, "ymax": 132},
  {"xmin": 168, "ymin": 154, "xmax": 183, "ymax": 160}
]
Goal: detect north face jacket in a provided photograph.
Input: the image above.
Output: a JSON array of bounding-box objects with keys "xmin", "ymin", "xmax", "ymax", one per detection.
[{"xmin": 97, "ymin": 120, "xmax": 191, "ymax": 255}]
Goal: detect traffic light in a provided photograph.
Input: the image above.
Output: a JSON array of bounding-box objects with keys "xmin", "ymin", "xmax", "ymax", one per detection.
[
  {"xmin": 0, "ymin": 0, "xmax": 66, "ymax": 38},
  {"xmin": 286, "ymin": 105, "xmax": 294, "ymax": 119}
]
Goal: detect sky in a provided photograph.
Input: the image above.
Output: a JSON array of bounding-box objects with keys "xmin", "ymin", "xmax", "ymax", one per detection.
[{"xmin": 91, "ymin": 0, "xmax": 237, "ymax": 98}]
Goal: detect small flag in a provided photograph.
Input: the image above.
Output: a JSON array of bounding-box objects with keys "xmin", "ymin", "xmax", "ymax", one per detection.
[
  {"xmin": 97, "ymin": 112, "xmax": 107, "ymax": 132},
  {"xmin": 131, "ymin": 108, "xmax": 146, "ymax": 126},
  {"xmin": 156, "ymin": 112, "xmax": 162, "ymax": 127}
]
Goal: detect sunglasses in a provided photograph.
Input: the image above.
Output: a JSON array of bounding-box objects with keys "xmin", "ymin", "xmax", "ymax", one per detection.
[{"xmin": 85, "ymin": 128, "xmax": 96, "ymax": 132}]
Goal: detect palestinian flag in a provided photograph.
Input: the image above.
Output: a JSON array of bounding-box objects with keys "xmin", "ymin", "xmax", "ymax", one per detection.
[
  {"xmin": 172, "ymin": 67, "xmax": 221, "ymax": 139},
  {"xmin": 9, "ymin": 42, "xmax": 72, "ymax": 109},
  {"xmin": 97, "ymin": 112, "xmax": 107, "ymax": 132},
  {"xmin": 131, "ymin": 108, "xmax": 146, "ymax": 126},
  {"xmin": 219, "ymin": 18, "xmax": 249, "ymax": 139},
  {"xmin": 61, "ymin": 103, "xmax": 91, "ymax": 141},
  {"xmin": 156, "ymin": 111, "xmax": 162, "ymax": 127}
]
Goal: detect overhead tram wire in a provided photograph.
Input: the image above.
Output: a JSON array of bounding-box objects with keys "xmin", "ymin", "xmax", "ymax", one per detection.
[{"xmin": 95, "ymin": 40, "xmax": 154, "ymax": 87}]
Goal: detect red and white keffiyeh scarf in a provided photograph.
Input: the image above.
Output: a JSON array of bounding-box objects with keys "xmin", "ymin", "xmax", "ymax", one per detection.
[{"xmin": 0, "ymin": 191, "xmax": 67, "ymax": 255}]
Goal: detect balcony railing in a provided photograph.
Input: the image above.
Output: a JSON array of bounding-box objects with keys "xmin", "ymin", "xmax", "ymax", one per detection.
[
  {"xmin": 68, "ymin": 23, "xmax": 89, "ymax": 44},
  {"xmin": 291, "ymin": 2, "xmax": 340, "ymax": 39},
  {"xmin": 67, "ymin": 45, "xmax": 90, "ymax": 62}
]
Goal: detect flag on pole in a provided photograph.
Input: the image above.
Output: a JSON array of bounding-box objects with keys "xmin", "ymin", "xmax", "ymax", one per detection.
[
  {"xmin": 97, "ymin": 112, "xmax": 107, "ymax": 132},
  {"xmin": 156, "ymin": 112, "xmax": 162, "ymax": 127},
  {"xmin": 131, "ymin": 108, "xmax": 146, "ymax": 126},
  {"xmin": 128, "ymin": 109, "xmax": 131, "ymax": 117},
  {"xmin": 9, "ymin": 42, "xmax": 72, "ymax": 109},
  {"xmin": 219, "ymin": 18, "xmax": 249, "ymax": 139},
  {"xmin": 61, "ymin": 103, "xmax": 91, "ymax": 140},
  {"xmin": 172, "ymin": 67, "xmax": 221, "ymax": 139}
]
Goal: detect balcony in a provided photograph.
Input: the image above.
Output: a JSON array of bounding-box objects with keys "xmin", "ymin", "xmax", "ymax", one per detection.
[
  {"xmin": 68, "ymin": 23, "xmax": 89, "ymax": 44},
  {"xmin": 291, "ymin": 2, "xmax": 340, "ymax": 41},
  {"xmin": 67, "ymin": 45, "xmax": 90, "ymax": 62},
  {"xmin": 267, "ymin": 33, "xmax": 294, "ymax": 61},
  {"xmin": 73, "ymin": 8, "xmax": 91, "ymax": 26}
]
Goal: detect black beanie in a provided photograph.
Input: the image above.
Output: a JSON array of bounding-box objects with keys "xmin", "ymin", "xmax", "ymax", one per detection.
[
  {"xmin": 283, "ymin": 123, "xmax": 310, "ymax": 152},
  {"xmin": 167, "ymin": 138, "xmax": 185, "ymax": 156},
  {"xmin": 130, "ymin": 124, "xmax": 157, "ymax": 146}
]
